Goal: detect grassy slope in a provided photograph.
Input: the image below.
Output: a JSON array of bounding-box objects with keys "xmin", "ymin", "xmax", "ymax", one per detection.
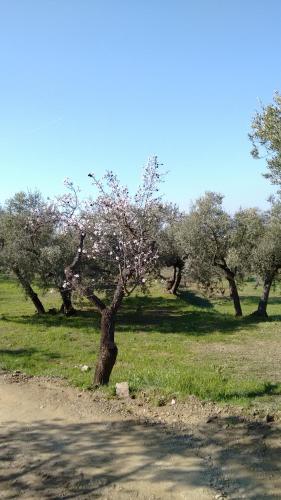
[{"xmin": 0, "ymin": 275, "xmax": 281, "ymax": 410}]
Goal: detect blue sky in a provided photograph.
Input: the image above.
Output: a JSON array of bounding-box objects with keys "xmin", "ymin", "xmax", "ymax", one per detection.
[{"xmin": 0, "ymin": 0, "xmax": 280, "ymax": 212}]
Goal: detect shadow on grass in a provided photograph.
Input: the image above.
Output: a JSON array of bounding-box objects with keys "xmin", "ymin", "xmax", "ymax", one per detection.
[
  {"xmin": 177, "ymin": 290, "xmax": 213, "ymax": 309},
  {"xmin": 117, "ymin": 295, "xmax": 258, "ymax": 336},
  {"xmin": 242, "ymin": 295, "xmax": 281, "ymax": 306},
  {"xmin": 0, "ymin": 348, "xmax": 61, "ymax": 361},
  {"xmin": 0, "ymin": 293, "xmax": 262, "ymax": 337},
  {"xmin": 216, "ymin": 382, "xmax": 281, "ymax": 402},
  {"xmin": 0, "ymin": 309, "xmax": 100, "ymax": 330},
  {"xmin": 267, "ymin": 314, "xmax": 281, "ymax": 322},
  {"xmin": 242, "ymin": 313, "xmax": 281, "ymax": 323}
]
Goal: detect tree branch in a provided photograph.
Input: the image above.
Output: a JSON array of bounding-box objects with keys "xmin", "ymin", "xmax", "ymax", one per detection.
[
  {"xmin": 85, "ymin": 288, "xmax": 106, "ymax": 313},
  {"xmin": 63, "ymin": 231, "xmax": 86, "ymax": 286}
]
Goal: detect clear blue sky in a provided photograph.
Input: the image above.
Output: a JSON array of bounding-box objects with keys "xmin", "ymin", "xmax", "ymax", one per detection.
[{"xmin": 1, "ymin": 0, "xmax": 280, "ymax": 212}]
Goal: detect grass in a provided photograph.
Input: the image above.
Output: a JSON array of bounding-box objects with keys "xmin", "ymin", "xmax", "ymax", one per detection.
[{"xmin": 0, "ymin": 274, "xmax": 281, "ymax": 410}]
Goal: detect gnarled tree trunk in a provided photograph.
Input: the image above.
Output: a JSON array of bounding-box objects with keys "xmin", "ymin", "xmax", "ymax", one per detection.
[
  {"xmin": 91, "ymin": 277, "xmax": 125, "ymax": 386},
  {"xmin": 251, "ymin": 272, "xmax": 275, "ymax": 318},
  {"xmin": 93, "ymin": 307, "xmax": 118, "ymax": 385},
  {"xmin": 214, "ymin": 259, "xmax": 242, "ymax": 317},
  {"xmin": 166, "ymin": 258, "xmax": 185, "ymax": 295},
  {"xmin": 166, "ymin": 265, "xmax": 177, "ymax": 292},
  {"xmin": 13, "ymin": 266, "xmax": 45, "ymax": 314},
  {"xmin": 59, "ymin": 288, "xmax": 76, "ymax": 316},
  {"xmin": 226, "ymin": 275, "xmax": 242, "ymax": 317},
  {"xmin": 169, "ymin": 262, "xmax": 184, "ymax": 295}
]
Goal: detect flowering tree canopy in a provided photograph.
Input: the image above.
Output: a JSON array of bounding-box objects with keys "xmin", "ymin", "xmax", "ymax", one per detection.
[
  {"xmin": 63, "ymin": 156, "xmax": 165, "ymax": 385},
  {"xmin": 83, "ymin": 157, "xmax": 162, "ymax": 294}
]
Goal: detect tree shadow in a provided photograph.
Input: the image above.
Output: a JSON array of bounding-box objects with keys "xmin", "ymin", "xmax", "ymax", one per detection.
[
  {"xmin": 0, "ymin": 414, "xmax": 280, "ymax": 499},
  {"xmin": 242, "ymin": 295, "xmax": 281, "ymax": 306},
  {"xmin": 197, "ymin": 415, "xmax": 281, "ymax": 499},
  {"xmin": 267, "ymin": 314, "xmax": 281, "ymax": 322},
  {"xmin": 178, "ymin": 290, "xmax": 213, "ymax": 309},
  {"xmin": 215, "ymin": 382, "xmax": 281, "ymax": 402},
  {"xmin": 0, "ymin": 310, "xmax": 100, "ymax": 331},
  {"xmin": 0, "ymin": 348, "xmax": 61, "ymax": 361},
  {"xmin": 0, "ymin": 419, "xmax": 212, "ymax": 499},
  {"xmin": 1, "ymin": 294, "xmax": 259, "ymax": 337},
  {"xmin": 118, "ymin": 296, "xmax": 256, "ymax": 337}
]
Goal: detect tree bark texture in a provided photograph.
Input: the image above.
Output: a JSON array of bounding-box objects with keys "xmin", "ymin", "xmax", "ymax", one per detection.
[
  {"xmin": 166, "ymin": 265, "xmax": 177, "ymax": 292},
  {"xmin": 59, "ymin": 288, "xmax": 76, "ymax": 316},
  {"xmin": 214, "ymin": 259, "xmax": 242, "ymax": 317},
  {"xmin": 93, "ymin": 307, "xmax": 118, "ymax": 385},
  {"xmin": 170, "ymin": 262, "xmax": 184, "ymax": 295},
  {"xmin": 91, "ymin": 277, "xmax": 125, "ymax": 386},
  {"xmin": 65, "ymin": 232, "xmax": 86, "ymax": 279},
  {"xmin": 166, "ymin": 258, "xmax": 184, "ymax": 295},
  {"xmin": 13, "ymin": 267, "xmax": 45, "ymax": 314},
  {"xmin": 226, "ymin": 275, "xmax": 243, "ymax": 317},
  {"xmin": 251, "ymin": 272, "xmax": 275, "ymax": 318}
]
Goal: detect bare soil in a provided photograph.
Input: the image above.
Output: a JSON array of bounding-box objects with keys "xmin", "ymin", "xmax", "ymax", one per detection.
[{"xmin": 0, "ymin": 372, "xmax": 280, "ymax": 499}]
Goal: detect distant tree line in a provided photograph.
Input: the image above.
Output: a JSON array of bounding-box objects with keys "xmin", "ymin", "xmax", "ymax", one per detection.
[{"xmin": 1, "ymin": 91, "xmax": 281, "ymax": 384}]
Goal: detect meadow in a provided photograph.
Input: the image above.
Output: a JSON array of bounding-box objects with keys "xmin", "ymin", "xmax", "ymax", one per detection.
[{"xmin": 0, "ymin": 275, "xmax": 281, "ymax": 411}]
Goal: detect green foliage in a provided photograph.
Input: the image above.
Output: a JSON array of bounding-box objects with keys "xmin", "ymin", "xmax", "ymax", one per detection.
[
  {"xmin": 0, "ymin": 191, "xmax": 56, "ymax": 284},
  {"xmin": 252, "ymin": 202, "xmax": 281, "ymax": 280},
  {"xmin": 179, "ymin": 194, "xmax": 266, "ymax": 299},
  {"xmin": 39, "ymin": 230, "xmax": 80, "ymax": 290},
  {"xmin": 157, "ymin": 204, "xmax": 186, "ymax": 267},
  {"xmin": 230, "ymin": 208, "xmax": 265, "ymax": 278},
  {"xmin": 180, "ymin": 193, "xmax": 225, "ymax": 288},
  {"xmin": 250, "ymin": 91, "xmax": 281, "ymax": 185}
]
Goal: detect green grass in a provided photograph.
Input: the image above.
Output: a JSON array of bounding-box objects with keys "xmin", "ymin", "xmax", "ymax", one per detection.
[{"xmin": 0, "ymin": 275, "xmax": 281, "ymax": 411}]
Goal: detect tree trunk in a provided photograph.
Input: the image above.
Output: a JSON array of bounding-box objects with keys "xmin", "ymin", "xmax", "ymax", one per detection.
[
  {"xmin": 59, "ymin": 288, "xmax": 76, "ymax": 316},
  {"xmin": 226, "ymin": 276, "xmax": 242, "ymax": 317},
  {"xmin": 251, "ymin": 273, "xmax": 274, "ymax": 318},
  {"xmin": 166, "ymin": 265, "xmax": 177, "ymax": 292},
  {"xmin": 91, "ymin": 276, "xmax": 125, "ymax": 386},
  {"xmin": 170, "ymin": 264, "xmax": 183, "ymax": 295},
  {"xmin": 215, "ymin": 259, "xmax": 242, "ymax": 317},
  {"xmin": 13, "ymin": 267, "xmax": 45, "ymax": 314},
  {"xmin": 166, "ymin": 259, "xmax": 184, "ymax": 295},
  {"xmin": 93, "ymin": 307, "xmax": 118, "ymax": 385}
]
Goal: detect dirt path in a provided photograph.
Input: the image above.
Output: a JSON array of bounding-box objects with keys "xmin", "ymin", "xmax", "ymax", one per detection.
[{"xmin": 0, "ymin": 374, "xmax": 280, "ymax": 499}]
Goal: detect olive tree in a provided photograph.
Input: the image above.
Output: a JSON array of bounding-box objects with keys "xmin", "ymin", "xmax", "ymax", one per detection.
[
  {"xmin": 182, "ymin": 194, "xmax": 263, "ymax": 316},
  {"xmin": 250, "ymin": 91, "xmax": 281, "ymax": 186},
  {"xmin": 0, "ymin": 192, "xmax": 56, "ymax": 314},
  {"xmin": 181, "ymin": 192, "xmax": 244, "ymax": 315},
  {"xmin": 45, "ymin": 178, "xmax": 88, "ymax": 316},
  {"xmin": 157, "ymin": 205, "xmax": 187, "ymax": 295},
  {"xmin": 184, "ymin": 250, "xmax": 224, "ymax": 297},
  {"xmin": 251, "ymin": 204, "xmax": 281, "ymax": 317},
  {"xmin": 38, "ymin": 229, "xmax": 82, "ymax": 315}
]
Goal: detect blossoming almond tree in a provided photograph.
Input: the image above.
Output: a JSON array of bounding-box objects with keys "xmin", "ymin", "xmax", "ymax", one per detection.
[{"xmin": 68, "ymin": 157, "xmax": 164, "ymax": 385}]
